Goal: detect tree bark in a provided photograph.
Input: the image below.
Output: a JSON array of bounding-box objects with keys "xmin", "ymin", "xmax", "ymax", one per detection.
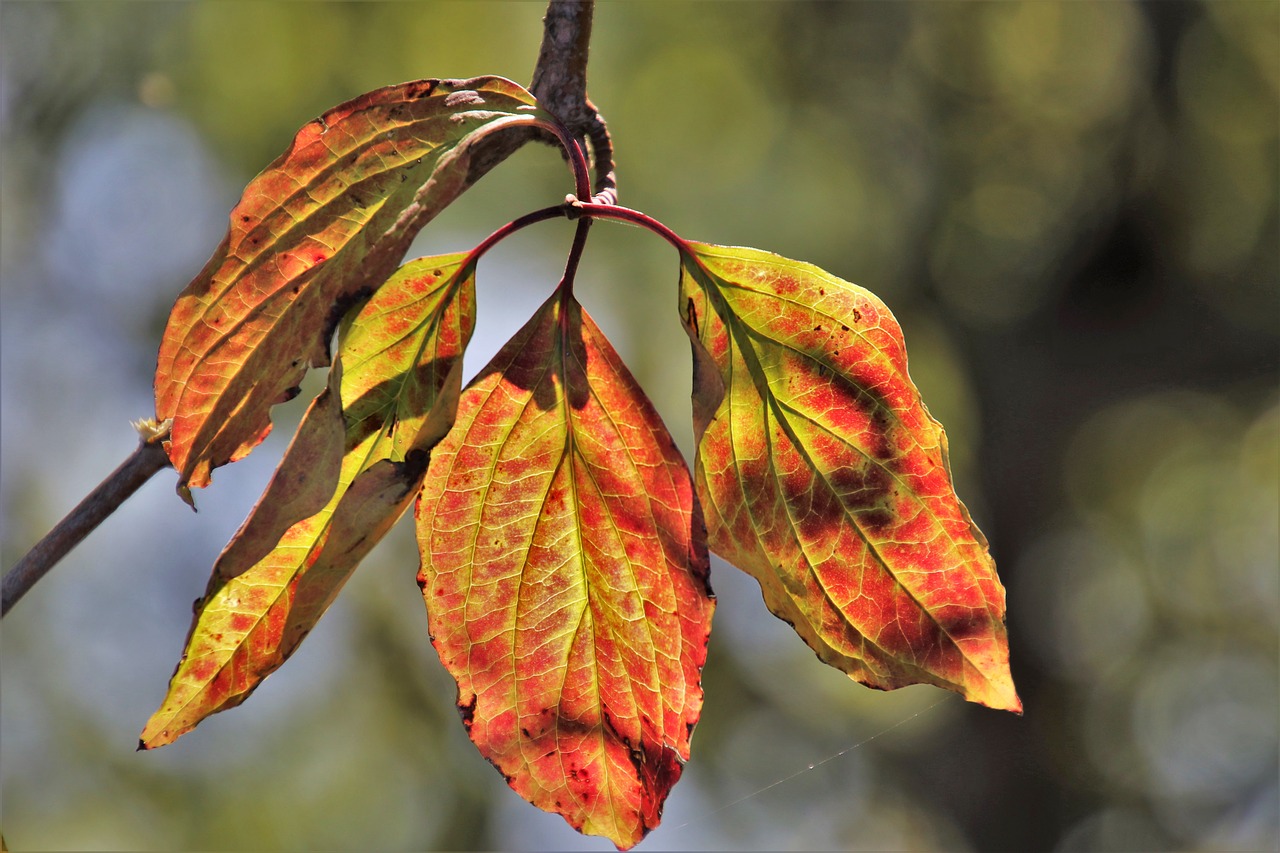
[{"xmin": 464, "ymin": 0, "xmax": 615, "ymax": 203}]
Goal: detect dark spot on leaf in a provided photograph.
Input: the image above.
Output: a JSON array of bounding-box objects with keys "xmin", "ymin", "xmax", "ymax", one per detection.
[
  {"xmin": 828, "ymin": 460, "xmax": 893, "ymax": 511},
  {"xmin": 552, "ymin": 714, "xmax": 595, "ymax": 739},
  {"xmin": 814, "ymin": 325, "xmax": 822, "ymax": 332},
  {"xmin": 409, "ymin": 81, "xmax": 439, "ymax": 100},
  {"xmin": 400, "ymin": 447, "xmax": 430, "ymax": 482},
  {"xmin": 840, "ymin": 324, "xmax": 849, "ymax": 332},
  {"xmin": 860, "ymin": 507, "xmax": 894, "ymax": 532},
  {"xmin": 868, "ymin": 405, "xmax": 895, "ymax": 460},
  {"xmin": 819, "ymin": 288, "xmax": 826, "ymax": 296},
  {"xmin": 852, "ymin": 308, "xmax": 862, "ymax": 322},
  {"xmin": 457, "ymin": 693, "xmax": 478, "ymax": 731},
  {"xmin": 433, "ymin": 269, "xmax": 442, "ymax": 277}
]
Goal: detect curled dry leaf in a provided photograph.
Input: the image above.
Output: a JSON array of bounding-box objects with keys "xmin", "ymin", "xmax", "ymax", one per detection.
[
  {"xmin": 416, "ymin": 290, "xmax": 714, "ymax": 850},
  {"xmin": 679, "ymin": 242, "xmax": 1020, "ymax": 713},
  {"xmin": 154, "ymin": 77, "xmax": 555, "ymax": 500},
  {"xmin": 141, "ymin": 256, "xmax": 475, "ymax": 749}
]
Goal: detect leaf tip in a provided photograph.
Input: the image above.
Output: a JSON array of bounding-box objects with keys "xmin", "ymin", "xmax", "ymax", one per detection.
[
  {"xmin": 137, "ymin": 721, "xmax": 167, "ymax": 751},
  {"xmin": 996, "ymin": 684, "xmax": 1024, "ymax": 717},
  {"xmin": 965, "ymin": 665, "xmax": 1022, "ymax": 716}
]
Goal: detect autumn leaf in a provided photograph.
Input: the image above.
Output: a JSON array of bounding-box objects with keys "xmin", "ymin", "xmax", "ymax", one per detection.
[
  {"xmin": 416, "ymin": 289, "xmax": 714, "ymax": 850},
  {"xmin": 141, "ymin": 255, "xmax": 475, "ymax": 749},
  {"xmin": 679, "ymin": 242, "xmax": 1020, "ymax": 713},
  {"xmin": 154, "ymin": 76, "xmax": 557, "ymax": 500}
]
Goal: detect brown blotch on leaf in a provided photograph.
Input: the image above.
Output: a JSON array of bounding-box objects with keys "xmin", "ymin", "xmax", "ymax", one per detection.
[
  {"xmin": 407, "ymin": 80, "xmax": 440, "ymax": 100},
  {"xmin": 457, "ymin": 693, "xmax": 478, "ymax": 731}
]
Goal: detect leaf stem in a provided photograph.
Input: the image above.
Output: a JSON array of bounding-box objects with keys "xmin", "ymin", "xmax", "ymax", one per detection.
[
  {"xmin": 2, "ymin": 426, "xmax": 173, "ymax": 617},
  {"xmin": 462, "ymin": 205, "xmax": 569, "ymax": 271},
  {"xmin": 575, "ymin": 202, "xmax": 691, "ymax": 254},
  {"xmin": 566, "ymin": 138, "xmax": 592, "ymax": 203},
  {"xmin": 559, "ymin": 217, "xmax": 593, "ymax": 300},
  {"xmin": 463, "ymin": 200, "xmax": 692, "ymax": 278},
  {"xmin": 532, "ymin": 121, "xmax": 593, "ymax": 204}
]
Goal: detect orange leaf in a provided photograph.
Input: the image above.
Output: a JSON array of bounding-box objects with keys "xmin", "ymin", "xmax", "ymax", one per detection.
[
  {"xmin": 416, "ymin": 290, "xmax": 714, "ymax": 850},
  {"xmin": 141, "ymin": 255, "xmax": 475, "ymax": 749},
  {"xmin": 680, "ymin": 243, "xmax": 1020, "ymax": 713},
  {"xmin": 154, "ymin": 77, "xmax": 554, "ymax": 499}
]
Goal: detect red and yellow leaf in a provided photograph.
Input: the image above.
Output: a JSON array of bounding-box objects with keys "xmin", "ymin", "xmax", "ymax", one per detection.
[
  {"xmin": 154, "ymin": 77, "xmax": 555, "ymax": 499},
  {"xmin": 141, "ymin": 255, "xmax": 475, "ymax": 749},
  {"xmin": 416, "ymin": 290, "xmax": 714, "ymax": 850},
  {"xmin": 679, "ymin": 243, "xmax": 1020, "ymax": 713}
]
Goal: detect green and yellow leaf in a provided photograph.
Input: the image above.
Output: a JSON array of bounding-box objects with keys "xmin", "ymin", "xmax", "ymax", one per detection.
[
  {"xmin": 141, "ymin": 255, "xmax": 475, "ymax": 749},
  {"xmin": 154, "ymin": 77, "xmax": 555, "ymax": 498},
  {"xmin": 417, "ymin": 290, "xmax": 714, "ymax": 850},
  {"xmin": 680, "ymin": 242, "xmax": 1020, "ymax": 713}
]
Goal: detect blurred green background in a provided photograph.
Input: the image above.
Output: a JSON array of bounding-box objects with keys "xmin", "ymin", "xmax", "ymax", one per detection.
[{"xmin": 2, "ymin": 2, "xmax": 1276, "ymax": 850}]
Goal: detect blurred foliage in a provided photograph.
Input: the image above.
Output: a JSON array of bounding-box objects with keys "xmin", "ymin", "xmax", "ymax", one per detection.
[{"xmin": 1, "ymin": 2, "xmax": 1276, "ymax": 851}]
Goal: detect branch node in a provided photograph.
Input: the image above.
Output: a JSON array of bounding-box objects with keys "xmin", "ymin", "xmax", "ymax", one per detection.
[{"xmin": 132, "ymin": 416, "xmax": 173, "ymax": 445}]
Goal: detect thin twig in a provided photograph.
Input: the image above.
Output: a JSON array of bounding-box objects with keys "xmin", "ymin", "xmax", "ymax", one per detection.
[
  {"xmin": 3, "ymin": 423, "xmax": 173, "ymax": 617},
  {"xmin": 530, "ymin": 0, "xmax": 617, "ymax": 204},
  {"xmin": 466, "ymin": 0, "xmax": 616, "ymax": 203}
]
